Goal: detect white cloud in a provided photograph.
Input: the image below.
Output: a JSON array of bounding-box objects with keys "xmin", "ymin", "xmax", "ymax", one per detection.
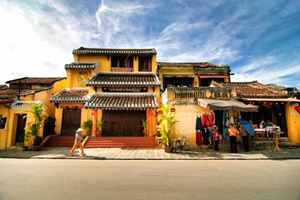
[
  {"xmin": 0, "ymin": 0, "xmax": 97, "ymax": 83},
  {"xmin": 232, "ymin": 57, "xmax": 300, "ymax": 87}
]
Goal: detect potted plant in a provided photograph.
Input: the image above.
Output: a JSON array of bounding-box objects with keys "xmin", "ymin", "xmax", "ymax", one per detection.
[
  {"xmin": 97, "ymin": 119, "xmax": 104, "ymax": 137},
  {"xmin": 82, "ymin": 119, "xmax": 93, "ymax": 136},
  {"xmin": 24, "ymin": 102, "xmax": 47, "ymax": 151},
  {"xmin": 141, "ymin": 118, "xmax": 148, "ymax": 136},
  {"xmin": 157, "ymin": 103, "xmax": 177, "ymax": 153}
]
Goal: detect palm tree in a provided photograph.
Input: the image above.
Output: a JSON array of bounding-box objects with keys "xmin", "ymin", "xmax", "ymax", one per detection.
[{"xmin": 157, "ymin": 103, "xmax": 177, "ymax": 147}]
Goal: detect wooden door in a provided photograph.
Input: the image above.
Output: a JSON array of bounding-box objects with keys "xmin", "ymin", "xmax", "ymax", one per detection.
[
  {"xmin": 103, "ymin": 110, "xmax": 145, "ymax": 136},
  {"xmin": 61, "ymin": 108, "xmax": 81, "ymax": 135}
]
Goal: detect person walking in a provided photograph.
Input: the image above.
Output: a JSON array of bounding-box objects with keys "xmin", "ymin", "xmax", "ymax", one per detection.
[
  {"xmin": 240, "ymin": 126, "xmax": 249, "ymax": 152},
  {"xmin": 228, "ymin": 123, "xmax": 239, "ymax": 153},
  {"xmin": 213, "ymin": 125, "xmax": 220, "ymax": 151},
  {"xmin": 70, "ymin": 128, "xmax": 85, "ymax": 156}
]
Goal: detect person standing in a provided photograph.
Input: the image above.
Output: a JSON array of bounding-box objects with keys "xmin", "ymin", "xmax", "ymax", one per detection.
[
  {"xmin": 228, "ymin": 123, "xmax": 239, "ymax": 153},
  {"xmin": 240, "ymin": 126, "xmax": 249, "ymax": 152},
  {"xmin": 70, "ymin": 128, "xmax": 85, "ymax": 156},
  {"xmin": 213, "ymin": 126, "xmax": 220, "ymax": 151}
]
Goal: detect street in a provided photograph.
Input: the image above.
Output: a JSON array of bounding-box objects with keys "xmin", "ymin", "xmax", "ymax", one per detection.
[{"xmin": 0, "ymin": 159, "xmax": 299, "ymax": 200}]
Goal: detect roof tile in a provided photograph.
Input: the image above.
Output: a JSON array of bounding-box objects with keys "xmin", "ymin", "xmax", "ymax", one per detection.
[
  {"xmin": 223, "ymin": 81, "xmax": 287, "ymax": 98},
  {"xmin": 85, "ymin": 92, "xmax": 158, "ymax": 110},
  {"xmin": 65, "ymin": 62, "xmax": 97, "ymax": 70},
  {"xmin": 86, "ymin": 72, "xmax": 160, "ymax": 87},
  {"xmin": 73, "ymin": 47, "xmax": 156, "ymax": 55},
  {"xmin": 50, "ymin": 88, "xmax": 89, "ymax": 103}
]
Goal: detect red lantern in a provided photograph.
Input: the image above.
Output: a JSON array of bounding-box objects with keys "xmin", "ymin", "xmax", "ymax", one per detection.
[
  {"xmin": 91, "ymin": 110, "xmax": 96, "ymax": 116},
  {"xmin": 295, "ymin": 105, "xmax": 300, "ymax": 114}
]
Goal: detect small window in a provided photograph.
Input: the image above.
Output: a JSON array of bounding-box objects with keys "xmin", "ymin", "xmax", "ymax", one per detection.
[
  {"xmin": 111, "ymin": 56, "xmax": 133, "ymax": 68},
  {"xmin": 0, "ymin": 115, "xmax": 7, "ymax": 129},
  {"xmin": 139, "ymin": 56, "xmax": 152, "ymax": 71}
]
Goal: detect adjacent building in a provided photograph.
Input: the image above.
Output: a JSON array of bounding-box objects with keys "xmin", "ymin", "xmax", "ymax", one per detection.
[{"xmin": 0, "ymin": 77, "xmax": 66, "ymax": 149}]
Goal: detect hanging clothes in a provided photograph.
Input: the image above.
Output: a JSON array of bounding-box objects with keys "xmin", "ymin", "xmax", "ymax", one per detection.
[
  {"xmin": 195, "ymin": 116, "xmax": 203, "ymax": 145},
  {"xmin": 201, "ymin": 113, "xmax": 215, "ymax": 128}
]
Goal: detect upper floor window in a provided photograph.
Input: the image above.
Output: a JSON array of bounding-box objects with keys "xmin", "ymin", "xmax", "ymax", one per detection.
[
  {"xmin": 111, "ymin": 56, "xmax": 133, "ymax": 68},
  {"xmin": 139, "ymin": 56, "xmax": 152, "ymax": 71},
  {"xmin": 0, "ymin": 115, "xmax": 7, "ymax": 129}
]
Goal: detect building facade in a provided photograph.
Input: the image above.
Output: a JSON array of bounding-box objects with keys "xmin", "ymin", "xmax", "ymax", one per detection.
[
  {"xmin": 157, "ymin": 62, "xmax": 231, "ymax": 90},
  {"xmin": 51, "ymin": 47, "xmax": 160, "ymax": 138},
  {"xmin": 0, "ymin": 77, "xmax": 66, "ymax": 149}
]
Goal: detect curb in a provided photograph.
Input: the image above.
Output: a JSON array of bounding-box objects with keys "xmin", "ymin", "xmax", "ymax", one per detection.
[{"xmin": 1, "ymin": 155, "xmax": 299, "ymax": 160}]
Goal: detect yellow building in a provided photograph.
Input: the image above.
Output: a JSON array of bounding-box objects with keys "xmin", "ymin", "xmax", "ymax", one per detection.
[
  {"xmin": 223, "ymin": 81, "xmax": 300, "ymax": 143},
  {"xmin": 0, "ymin": 78, "xmax": 66, "ymax": 149},
  {"xmin": 50, "ymin": 47, "xmax": 160, "ymax": 144},
  {"xmin": 157, "ymin": 62, "xmax": 231, "ymax": 90},
  {"xmin": 161, "ymin": 86, "xmax": 257, "ymax": 149}
]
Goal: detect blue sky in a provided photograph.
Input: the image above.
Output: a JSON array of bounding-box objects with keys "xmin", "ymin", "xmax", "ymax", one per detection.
[{"xmin": 0, "ymin": 0, "xmax": 299, "ymax": 88}]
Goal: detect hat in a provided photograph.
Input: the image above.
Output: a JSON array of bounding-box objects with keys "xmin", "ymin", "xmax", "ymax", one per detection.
[{"xmin": 76, "ymin": 128, "xmax": 84, "ymax": 133}]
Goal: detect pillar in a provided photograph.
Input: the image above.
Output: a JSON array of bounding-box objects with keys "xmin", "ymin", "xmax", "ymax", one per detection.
[{"xmin": 92, "ymin": 109, "xmax": 97, "ymax": 137}]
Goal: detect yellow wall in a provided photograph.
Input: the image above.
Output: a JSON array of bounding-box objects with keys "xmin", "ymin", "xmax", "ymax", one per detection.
[
  {"xmin": 54, "ymin": 107, "xmax": 63, "ymax": 134},
  {"xmin": 285, "ymin": 103, "xmax": 300, "ymax": 143},
  {"xmin": 77, "ymin": 55, "xmax": 111, "ymax": 72},
  {"xmin": 5, "ymin": 107, "xmax": 37, "ymax": 148},
  {"xmin": 174, "ymin": 104, "xmax": 213, "ymax": 149},
  {"xmin": 158, "ymin": 66, "xmax": 195, "ymax": 89},
  {"xmin": 0, "ymin": 105, "xmax": 10, "ymax": 149},
  {"xmin": 66, "ymin": 69, "xmax": 93, "ymax": 88},
  {"xmin": 52, "ymin": 78, "xmax": 67, "ymax": 94}
]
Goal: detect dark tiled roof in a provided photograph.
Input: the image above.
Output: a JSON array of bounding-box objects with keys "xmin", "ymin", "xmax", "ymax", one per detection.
[
  {"xmin": 6, "ymin": 77, "xmax": 66, "ymax": 84},
  {"xmin": 0, "ymin": 86, "xmax": 17, "ymax": 104},
  {"xmin": 86, "ymin": 72, "xmax": 160, "ymax": 87},
  {"xmin": 222, "ymin": 81, "xmax": 287, "ymax": 98},
  {"xmin": 157, "ymin": 62, "xmax": 218, "ymax": 68},
  {"xmin": 11, "ymin": 101, "xmax": 40, "ymax": 109},
  {"xmin": 73, "ymin": 47, "xmax": 157, "ymax": 55},
  {"xmin": 85, "ymin": 93, "xmax": 158, "ymax": 110},
  {"xmin": 50, "ymin": 88, "xmax": 89, "ymax": 103},
  {"xmin": 65, "ymin": 62, "xmax": 98, "ymax": 70}
]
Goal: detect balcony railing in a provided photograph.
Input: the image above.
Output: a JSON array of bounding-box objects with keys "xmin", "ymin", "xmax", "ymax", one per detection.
[{"xmin": 111, "ymin": 67, "xmax": 133, "ymax": 72}]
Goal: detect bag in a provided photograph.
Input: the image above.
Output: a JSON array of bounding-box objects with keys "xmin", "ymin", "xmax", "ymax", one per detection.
[{"xmin": 218, "ymin": 134, "xmax": 223, "ymax": 140}]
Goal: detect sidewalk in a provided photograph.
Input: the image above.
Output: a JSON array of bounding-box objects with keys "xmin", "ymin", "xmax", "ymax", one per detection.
[{"xmin": 0, "ymin": 147, "xmax": 300, "ymax": 160}]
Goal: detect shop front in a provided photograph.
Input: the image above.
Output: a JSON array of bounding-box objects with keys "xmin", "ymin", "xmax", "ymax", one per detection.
[{"xmin": 85, "ymin": 93, "xmax": 158, "ymax": 137}]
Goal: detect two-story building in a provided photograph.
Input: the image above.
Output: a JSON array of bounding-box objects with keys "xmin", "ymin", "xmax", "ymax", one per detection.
[
  {"xmin": 0, "ymin": 77, "xmax": 66, "ymax": 149},
  {"xmin": 50, "ymin": 47, "xmax": 160, "ymax": 141},
  {"xmin": 157, "ymin": 62, "xmax": 231, "ymax": 90}
]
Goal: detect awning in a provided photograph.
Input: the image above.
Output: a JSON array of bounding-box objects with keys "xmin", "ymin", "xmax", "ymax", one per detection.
[
  {"xmin": 197, "ymin": 98, "xmax": 258, "ymax": 112},
  {"xmin": 241, "ymin": 98, "xmax": 300, "ymax": 103}
]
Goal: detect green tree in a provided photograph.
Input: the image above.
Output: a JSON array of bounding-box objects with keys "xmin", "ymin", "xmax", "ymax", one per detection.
[{"xmin": 157, "ymin": 103, "xmax": 177, "ymax": 146}]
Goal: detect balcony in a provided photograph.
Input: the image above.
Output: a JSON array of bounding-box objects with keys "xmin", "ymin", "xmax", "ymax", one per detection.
[{"xmin": 111, "ymin": 67, "xmax": 133, "ymax": 72}]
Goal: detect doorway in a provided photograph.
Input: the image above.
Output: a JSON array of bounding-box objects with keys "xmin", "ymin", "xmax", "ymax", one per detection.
[
  {"xmin": 61, "ymin": 108, "xmax": 81, "ymax": 135},
  {"xmin": 103, "ymin": 110, "xmax": 146, "ymax": 136},
  {"xmin": 15, "ymin": 114, "xmax": 27, "ymax": 143}
]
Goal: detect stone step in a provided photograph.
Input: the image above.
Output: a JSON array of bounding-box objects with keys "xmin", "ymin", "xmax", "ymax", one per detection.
[{"xmin": 44, "ymin": 136, "xmax": 157, "ymax": 148}]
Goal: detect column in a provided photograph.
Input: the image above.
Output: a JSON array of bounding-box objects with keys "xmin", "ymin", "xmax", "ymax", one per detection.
[{"xmin": 92, "ymin": 109, "xmax": 97, "ymax": 137}]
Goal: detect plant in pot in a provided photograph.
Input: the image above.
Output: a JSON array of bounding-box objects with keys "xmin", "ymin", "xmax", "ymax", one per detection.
[
  {"xmin": 24, "ymin": 102, "xmax": 47, "ymax": 151},
  {"xmin": 82, "ymin": 119, "xmax": 93, "ymax": 136},
  {"xmin": 141, "ymin": 118, "xmax": 148, "ymax": 136},
  {"xmin": 97, "ymin": 119, "xmax": 104, "ymax": 137},
  {"xmin": 157, "ymin": 103, "xmax": 177, "ymax": 153}
]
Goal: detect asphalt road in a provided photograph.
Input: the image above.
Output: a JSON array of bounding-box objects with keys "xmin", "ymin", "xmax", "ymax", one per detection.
[{"xmin": 0, "ymin": 159, "xmax": 299, "ymax": 200}]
